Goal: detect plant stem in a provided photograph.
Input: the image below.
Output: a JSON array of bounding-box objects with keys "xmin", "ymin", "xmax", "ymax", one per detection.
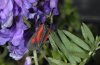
[{"xmin": 33, "ymin": 50, "xmax": 38, "ymax": 65}]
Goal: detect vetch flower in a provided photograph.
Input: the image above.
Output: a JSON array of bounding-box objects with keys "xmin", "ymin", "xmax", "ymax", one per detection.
[
  {"xmin": 11, "ymin": 17, "xmax": 27, "ymax": 46},
  {"xmin": 7, "ymin": 17, "xmax": 28, "ymax": 60},
  {"xmin": 1, "ymin": 13, "xmax": 13, "ymax": 28},
  {"xmin": 0, "ymin": 0, "xmax": 13, "ymax": 28},
  {"xmin": 24, "ymin": 56, "xmax": 32, "ymax": 65},
  {"xmin": 14, "ymin": 0, "xmax": 38, "ymax": 18},
  {"xmin": 50, "ymin": 0, "xmax": 58, "ymax": 9},
  {"xmin": 7, "ymin": 40, "xmax": 27, "ymax": 60},
  {"xmin": 0, "ymin": 16, "xmax": 28, "ymax": 60},
  {"xmin": 0, "ymin": 28, "xmax": 11, "ymax": 45},
  {"xmin": 0, "ymin": 0, "xmax": 59, "ymax": 61},
  {"xmin": 0, "ymin": 16, "xmax": 27, "ymax": 45},
  {"xmin": 50, "ymin": 0, "xmax": 59, "ymax": 15}
]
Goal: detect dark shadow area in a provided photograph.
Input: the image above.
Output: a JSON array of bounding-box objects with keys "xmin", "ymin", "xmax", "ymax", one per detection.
[{"xmin": 72, "ymin": 0, "xmax": 100, "ymax": 65}]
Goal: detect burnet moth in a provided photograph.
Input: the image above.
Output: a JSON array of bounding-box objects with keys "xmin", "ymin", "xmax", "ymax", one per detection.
[{"xmin": 27, "ymin": 24, "xmax": 51, "ymax": 51}]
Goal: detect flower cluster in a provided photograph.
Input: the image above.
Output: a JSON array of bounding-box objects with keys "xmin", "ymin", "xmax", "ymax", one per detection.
[{"xmin": 0, "ymin": 0, "xmax": 59, "ymax": 61}]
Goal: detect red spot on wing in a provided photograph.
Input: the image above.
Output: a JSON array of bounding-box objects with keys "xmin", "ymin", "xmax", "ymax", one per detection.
[
  {"xmin": 36, "ymin": 24, "xmax": 44, "ymax": 42},
  {"xmin": 43, "ymin": 29, "xmax": 51, "ymax": 43},
  {"xmin": 31, "ymin": 37, "xmax": 35, "ymax": 43},
  {"xmin": 31, "ymin": 24, "xmax": 52, "ymax": 45},
  {"xmin": 31, "ymin": 24, "xmax": 44, "ymax": 44}
]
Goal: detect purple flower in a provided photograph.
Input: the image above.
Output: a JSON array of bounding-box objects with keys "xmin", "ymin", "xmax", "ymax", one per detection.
[
  {"xmin": 7, "ymin": 40, "xmax": 27, "ymax": 60},
  {"xmin": 43, "ymin": 0, "xmax": 51, "ymax": 15},
  {"xmin": 14, "ymin": 0, "xmax": 38, "ymax": 18},
  {"xmin": 0, "ymin": 0, "xmax": 31, "ymax": 60},
  {"xmin": 50, "ymin": 0, "xmax": 59, "ymax": 15},
  {"xmin": 0, "ymin": 28, "xmax": 11, "ymax": 45},
  {"xmin": 24, "ymin": 56, "xmax": 32, "ymax": 65},
  {"xmin": 7, "ymin": 17, "xmax": 27, "ymax": 60},
  {"xmin": 0, "ymin": 0, "xmax": 13, "ymax": 27},
  {"xmin": 50, "ymin": 0, "xmax": 58, "ymax": 9},
  {"xmin": 0, "ymin": 16, "xmax": 27, "ymax": 44},
  {"xmin": 0, "ymin": 0, "xmax": 59, "ymax": 61},
  {"xmin": 11, "ymin": 17, "xmax": 27, "ymax": 46},
  {"xmin": 0, "ymin": 16, "xmax": 28, "ymax": 60},
  {"xmin": 1, "ymin": 13, "xmax": 13, "ymax": 28}
]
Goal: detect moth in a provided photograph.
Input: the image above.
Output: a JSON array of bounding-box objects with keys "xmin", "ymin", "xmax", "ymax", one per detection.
[{"xmin": 27, "ymin": 24, "xmax": 51, "ymax": 51}]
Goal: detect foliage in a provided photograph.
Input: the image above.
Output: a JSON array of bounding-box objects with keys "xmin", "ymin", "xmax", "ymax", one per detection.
[{"xmin": 48, "ymin": 23, "xmax": 100, "ymax": 65}]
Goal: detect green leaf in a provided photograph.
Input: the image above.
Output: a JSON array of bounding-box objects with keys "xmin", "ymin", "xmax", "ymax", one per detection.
[
  {"xmin": 47, "ymin": 57, "xmax": 71, "ymax": 65},
  {"xmin": 49, "ymin": 34, "xmax": 66, "ymax": 60},
  {"xmin": 95, "ymin": 36, "xmax": 100, "ymax": 46},
  {"xmin": 79, "ymin": 62, "xmax": 85, "ymax": 65},
  {"xmin": 69, "ymin": 42, "xmax": 87, "ymax": 54},
  {"xmin": 63, "ymin": 30, "xmax": 90, "ymax": 51},
  {"xmin": 71, "ymin": 52, "xmax": 88, "ymax": 59},
  {"xmin": 51, "ymin": 50, "xmax": 62, "ymax": 60},
  {"xmin": 82, "ymin": 23, "xmax": 94, "ymax": 43},
  {"xmin": 81, "ymin": 26, "xmax": 88, "ymax": 42},
  {"xmin": 49, "ymin": 35, "xmax": 58, "ymax": 50},
  {"xmin": 50, "ymin": 31, "xmax": 89, "ymax": 65},
  {"xmin": 57, "ymin": 30, "xmax": 86, "ymax": 53},
  {"xmin": 69, "ymin": 42, "xmax": 89, "ymax": 59},
  {"xmin": 96, "ymin": 46, "xmax": 100, "ymax": 50},
  {"xmin": 51, "ymin": 32, "xmax": 77, "ymax": 65},
  {"xmin": 72, "ymin": 56, "xmax": 81, "ymax": 63},
  {"xmin": 49, "ymin": 34, "xmax": 68, "ymax": 61}
]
